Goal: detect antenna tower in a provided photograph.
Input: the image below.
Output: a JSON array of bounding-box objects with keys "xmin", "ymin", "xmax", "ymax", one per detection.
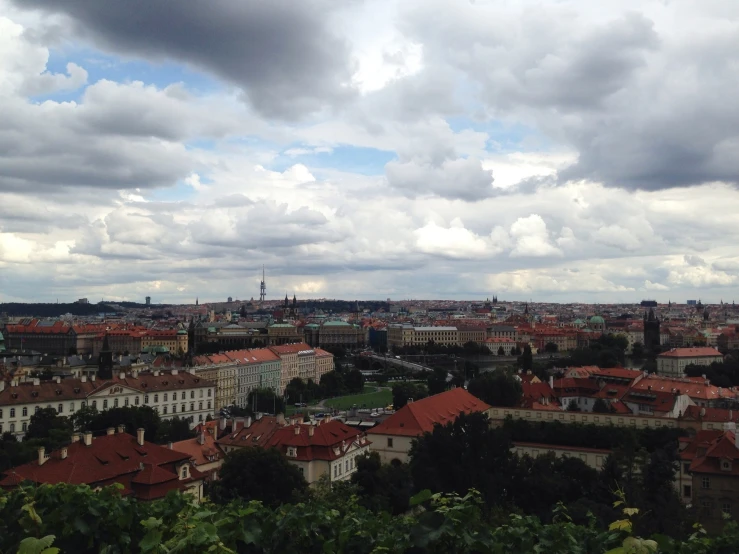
[{"xmin": 259, "ymin": 265, "xmax": 266, "ymax": 303}]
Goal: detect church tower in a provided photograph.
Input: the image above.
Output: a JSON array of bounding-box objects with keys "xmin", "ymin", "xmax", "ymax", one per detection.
[
  {"xmin": 644, "ymin": 308, "xmax": 661, "ymax": 352},
  {"xmin": 98, "ymin": 334, "xmax": 114, "ymax": 380}
]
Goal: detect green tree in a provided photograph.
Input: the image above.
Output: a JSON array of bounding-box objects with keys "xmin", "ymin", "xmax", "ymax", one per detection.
[
  {"xmin": 211, "ymin": 447, "xmax": 308, "ymax": 508},
  {"xmin": 392, "ymin": 382, "xmax": 428, "ymax": 410},
  {"xmin": 24, "ymin": 408, "xmax": 73, "ymax": 450},
  {"xmin": 155, "ymin": 417, "xmax": 194, "ymax": 444},
  {"xmin": 352, "ymin": 452, "xmax": 413, "ymax": 515},
  {"xmin": 247, "ymin": 388, "xmax": 285, "ymax": 414},
  {"xmin": 427, "ymin": 367, "xmax": 448, "ymax": 395},
  {"xmin": 344, "ymin": 368, "xmax": 365, "ymax": 394},
  {"xmin": 592, "ymin": 398, "xmax": 613, "ymax": 413},
  {"xmin": 75, "ymin": 406, "xmax": 160, "ymax": 440},
  {"xmin": 497, "ymin": 346, "xmax": 505, "ymax": 356},
  {"xmin": 566, "ymin": 399, "xmax": 581, "ymax": 412},
  {"xmin": 319, "ymin": 370, "xmax": 345, "ymax": 397},
  {"xmin": 519, "ymin": 344, "xmax": 533, "ymax": 370},
  {"xmin": 544, "ymin": 342, "xmax": 558, "ymax": 353},
  {"xmin": 409, "ymin": 412, "xmax": 513, "ymax": 507},
  {"xmin": 467, "ymin": 371, "xmax": 522, "ymax": 407}
]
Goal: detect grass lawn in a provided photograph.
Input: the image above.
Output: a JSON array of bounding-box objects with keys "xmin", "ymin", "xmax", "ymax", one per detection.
[{"xmin": 324, "ymin": 388, "xmax": 393, "ymax": 411}]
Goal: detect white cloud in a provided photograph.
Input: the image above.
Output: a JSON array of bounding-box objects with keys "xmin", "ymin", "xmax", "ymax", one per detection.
[
  {"xmin": 415, "ymin": 219, "xmax": 489, "ymax": 258},
  {"xmin": 509, "ymin": 214, "xmax": 562, "ymax": 257}
]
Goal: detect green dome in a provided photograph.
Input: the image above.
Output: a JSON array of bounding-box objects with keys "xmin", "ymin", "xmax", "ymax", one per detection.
[{"xmin": 590, "ymin": 316, "xmax": 605, "ymax": 324}]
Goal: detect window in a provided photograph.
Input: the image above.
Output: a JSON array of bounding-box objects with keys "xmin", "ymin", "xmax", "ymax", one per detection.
[
  {"xmin": 35, "ymin": 406, "xmax": 40, "ymax": 413},
  {"xmin": 10, "ymin": 408, "xmax": 15, "ymax": 418},
  {"xmin": 199, "ymin": 415, "xmax": 203, "ymax": 422},
  {"xmin": 57, "ymin": 404, "xmax": 63, "ymax": 414},
  {"xmin": 199, "ymin": 401, "xmax": 203, "ymax": 410},
  {"xmin": 154, "ymin": 394, "xmax": 159, "ymax": 403},
  {"xmin": 22, "ymin": 422, "xmax": 27, "ymax": 432},
  {"xmin": 387, "ymin": 438, "xmax": 393, "ymax": 448},
  {"xmin": 10, "ymin": 423, "xmax": 15, "ymax": 433},
  {"xmin": 345, "ymin": 460, "xmax": 349, "ymax": 472},
  {"xmin": 723, "ymin": 503, "xmax": 732, "ymax": 515},
  {"xmin": 163, "ymin": 406, "xmax": 168, "ymax": 414},
  {"xmin": 181, "ymin": 403, "xmax": 186, "ymax": 413},
  {"xmin": 684, "ymin": 463, "xmax": 690, "ymax": 474},
  {"xmin": 173, "ymin": 405, "xmax": 177, "ymax": 413},
  {"xmin": 92, "ymin": 400, "xmax": 97, "ymax": 409},
  {"xmin": 164, "ymin": 393, "xmax": 168, "ymax": 402},
  {"xmin": 207, "ymin": 401, "xmax": 211, "ymax": 409},
  {"xmin": 702, "ymin": 476, "xmax": 710, "ymax": 489},
  {"xmin": 181, "ymin": 467, "xmax": 188, "ymax": 479},
  {"xmin": 208, "ymin": 389, "xmax": 212, "ymax": 397},
  {"xmin": 103, "ymin": 399, "xmax": 108, "ymax": 409},
  {"xmin": 683, "ymin": 485, "xmax": 692, "ymax": 498},
  {"xmin": 190, "ymin": 391, "xmax": 195, "ymax": 399},
  {"xmin": 113, "ymin": 398, "xmax": 119, "ymax": 408},
  {"xmin": 190, "ymin": 402, "xmax": 194, "ymax": 412},
  {"xmin": 0, "ymin": 424, "xmax": 3, "ymax": 433},
  {"xmin": 22, "ymin": 407, "xmax": 27, "ymax": 417},
  {"xmin": 69, "ymin": 403, "xmax": 74, "ymax": 412},
  {"xmin": 135, "ymin": 396, "xmax": 139, "ymax": 406},
  {"xmin": 702, "ymin": 500, "xmax": 711, "ymax": 515},
  {"xmin": 200, "ymin": 390, "xmax": 204, "ymax": 398}
]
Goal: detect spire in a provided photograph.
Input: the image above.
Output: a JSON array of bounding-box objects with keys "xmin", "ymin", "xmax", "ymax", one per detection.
[
  {"xmin": 196, "ymin": 297, "xmax": 199, "ymax": 306},
  {"xmin": 293, "ymin": 294, "xmax": 297, "ymax": 307},
  {"xmin": 101, "ymin": 333, "xmax": 111, "ymax": 353}
]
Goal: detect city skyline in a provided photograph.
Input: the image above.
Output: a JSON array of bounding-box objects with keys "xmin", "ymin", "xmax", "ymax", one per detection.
[{"xmin": 2, "ymin": 1, "xmax": 739, "ymax": 304}]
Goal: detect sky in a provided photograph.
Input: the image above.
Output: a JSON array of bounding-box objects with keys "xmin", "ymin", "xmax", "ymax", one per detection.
[{"xmin": 1, "ymin": 0, "xmax": 739, "ymax": 305}]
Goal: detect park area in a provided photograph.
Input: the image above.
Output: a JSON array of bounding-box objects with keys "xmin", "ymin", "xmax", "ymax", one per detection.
[{"xmin": 323, "ymin": 385, "xmax": 392, "ymax": 411}]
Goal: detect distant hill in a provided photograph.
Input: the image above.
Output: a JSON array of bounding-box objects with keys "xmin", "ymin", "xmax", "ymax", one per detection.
[{"xmin": 0, "ymin": 302, "xmax": 119, "ymax": 318}]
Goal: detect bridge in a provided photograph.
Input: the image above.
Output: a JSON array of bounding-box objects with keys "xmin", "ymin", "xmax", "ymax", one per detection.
[{"xmin": 367, "ymin": 354, "xmax": 435, "ymax": 373}]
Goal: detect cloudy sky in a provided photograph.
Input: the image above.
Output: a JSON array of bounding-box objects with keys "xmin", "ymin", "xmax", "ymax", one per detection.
[{"xmin": 1, "ymin": 0, "xmax": 739, "ymax": 304}]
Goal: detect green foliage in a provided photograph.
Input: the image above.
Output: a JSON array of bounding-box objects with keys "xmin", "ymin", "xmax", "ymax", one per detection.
[
  {"xmin": 519, "ymin": 344, "xmax": 534, "ymax": 370},
  {"xmin": 685, "ymin": 359, "xmax": 739, "ymax": 388},
  {"xmin": 1, "ymin": 482, "xmax": 738, "ymax": 553},
  {"xmin": 25, "ymin": 408, "xmax": 73, "ymax": 451},
  {"xmin": 351, "ymin": 452, "xmax": 413, "ymax": 514},
  {"xmin": 392, "ymin": 382, "xmax": 428, "ymax": 410},
  {"xmin": 154, "ymin": 417, "xmax": 194, "ymax": 444},
  {"xmin": 247, "ymin": 388, "xmax": 285, "ymax": 414},
  {"xmin": 427, "ymin": 366, "xmax": 449, "ymax": 395},
  {"xmin": 562, "ymin": 335, "xmax": 629, "ymax": 368},
  {"xmin": 467, "ymin": 370, "xmax": 523, "ymax": 407},
  {"xmin": 210, "ymin": 447, "xmax": 308, "ymax": 508}
]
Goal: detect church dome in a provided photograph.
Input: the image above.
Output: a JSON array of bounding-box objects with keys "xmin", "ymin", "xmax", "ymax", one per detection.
[{"xmin": 590, "ymin": 315, "xmax": 605, "ymax": 325}]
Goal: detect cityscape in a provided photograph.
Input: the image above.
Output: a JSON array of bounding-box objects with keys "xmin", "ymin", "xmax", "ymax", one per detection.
[{"xmin": 2, "ymin": 0, "xmax": 739, "ymax": 551}]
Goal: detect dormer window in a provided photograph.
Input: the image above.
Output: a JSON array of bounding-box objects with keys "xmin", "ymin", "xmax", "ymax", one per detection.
[
  {"xmin": 287, "ymin": 447, "xmax": 297, "ymax": 458},
  {"xmin": 722, "ymin": 460, "xmax": 732, "ymax": 472}
]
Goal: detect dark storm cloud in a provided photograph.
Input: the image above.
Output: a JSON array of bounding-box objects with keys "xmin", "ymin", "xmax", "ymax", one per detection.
[{"xmin": 11, "ymin": 0, "xmax": 356, "ymax": 119}]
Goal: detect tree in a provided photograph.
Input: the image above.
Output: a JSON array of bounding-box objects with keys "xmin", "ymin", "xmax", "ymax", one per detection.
[
  {"xmin": 497, "ymin": 346, "xmax": 505, "ymax": 356},
  {"xmin": 24, "ymin": 408, "xmax": 73, "ymax": 449},
  {"xmin": 467, "ymin": 371, "xmax": 522, "ymax": 407},
  {"xmin": 566, "ymin": 399, "xmax": 581, "ymax": 412},
  {"xmin": 511, "ymin": 345, "xmax": 521, "ymax": 356},
  {"xmin": 631, "ymin": 341, "xmax": 645, "ymax": 360},
  {"xmin": 74, "ymin": 406, "xmax": 160, "ymax": 441},
  {"xmin": 247, "ymin": 388, "xmax": 285, "ymax": 414},
  {"xmin": 155, "ymin": 417, "xmax": 194, "ymax": 444},
  {"xmin": 392, "ymin": 382, "xmax": 428, "ymax": 410},
  {"xmin": 319, "ymin": 370, "xmax": 345, "ymax": 398},
  {"xmin": 519, "ymin": 344, "xmax": 533, "ymax": 370},
  {"xmin": 211, "ymin": 447, "xmax": 308, "ymax": 508},
  {"xmin": 544, "ymin": 342, "xmax": 558, "ymax": 353},
  {"xmin": 409, "ymin": 411, "xmax": 513, "ymax": 507},
  {"xmin": 344, "ymin": 369, "xmax": 365, "ymax": 394},
  {"xmin": 592, "ymin": 398, "xmax": 613, "ymax": 414},
  {"xmin": 352, "ymin": 452, "xmax": 413, "ymax": 515},
  {"xmin": 426, "ymin": 367, "xmax": 448, "ymax": 395}
]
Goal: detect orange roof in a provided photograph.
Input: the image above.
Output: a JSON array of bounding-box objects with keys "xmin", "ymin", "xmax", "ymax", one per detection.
[
  {"xmin": 631, "ymin": 376, "xmax": 735, "ymax": 401},
  {"xmin": 225, "ymin": 348, "xmax": 280, "ymax": 364},
  {"xmin": 171, "ymin": 433, "xmax": 224, "ymax": 467},
  {"xmin": 269, "ymin": 342, "xmax": 313, "ymax": 355},
  {"xmin": 368, "ymin": 388, "xmax": 491, "ymax": 437},
  {"xmin": 658, "ymin": 347, "xmax": 723, "ymax": 358}
]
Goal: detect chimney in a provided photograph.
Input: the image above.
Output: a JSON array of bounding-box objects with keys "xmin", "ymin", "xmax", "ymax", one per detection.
[
  {"xmin": 198, "ymin": 432, "xmax": 205, "ymax": 445},
  {"xmin": 119, "ymin": 372, "xmax": 126, "ymax": 379},
  {"xmin": 54, "ymin": 376, "xmax": 61, "ymax": 384},
  {"xmin": 154, "ymin": 370, "xmax": 160, "ymax": 377},
  {"xmin": 37, "ymin": 447, "xmax": 47, "ymax": 466},
  {"xmin": 61, "ymin": 446, "xmax": 68, "ymax": 460},
  {"xmin": 81, "ymin": 376, "xmax": 87, "ymax": 383},
  {"xmin": 276, "ymin": 413, "xmax": 285, "ymax": 425},
  {"xmin": 167, "ymin": 441, "xmax": 173, "ymax": 450},
  {"xmin": 256, "ymin": 412, "xmax": 263, "ymax": 420},
  {"xmin": 106, "ymin": 427, "xmax": 115, "ymax": 435},
  {"xmin": 117, "ymin": 425, "xmax": 125, "ymax": 434},
  {"xmin": 0, "ymin": 381, "xmax": 4, "ymax": 392},
  {"xmin": 549, "ymin": 376, "xmax": 554, "ymax": 389},
  {"xmin": 91, "ymin": 375, "xmax": 96, "ymax": 382},
  {"xmin": 208, "ymin": 426, "xmax": 216, "ymax": 437},
  {"xmin": 294, "ymin": 425, "xmax": 301, "ymax": 435},
  {"xmin": 308, "ymin": 425, "xmax": 314, "ymax": 437},
  {"xmin": 219, "ymin": 417, "xmax": 227, "ymax": 431},
  {"xmin": 33, "ymin": 378, "xmax": 40, "ymax": 386},
  {"xmin": 136, "ymin": 428, "xmax": 145, "ymax": 446},
  {"xmin": 83, "ymin": 432, "xmax": 93, "ymax": 446},
  {"xmin": 172, "ymin": 369, "xmax": 178, "ymax": 376},
  {"xmin": 245, "ymin": 416, "xmax": 252, "ymax": 429},
  {"xmin": 71, "ymin": 433, "xmax": 80, "ymax": 443},
  {"xmin": 324, "ymin": 415, "xmax": 331, "ymax": 424}
]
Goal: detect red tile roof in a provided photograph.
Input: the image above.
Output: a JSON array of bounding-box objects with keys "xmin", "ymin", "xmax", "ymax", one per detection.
[
  {"xmin": 368, "ymin": 388, "xmax": 490, "ymax": 437},
  {"xmin": 686, "ymin": 431, "xmax": 739, "ymax": 475},
  {"xmin": 265, "ymin": 421, "xmax": 366, "ymax": 462},
  {"xmin": 658, "ymin": 347, "xmax": 723, "ymax": 358},
  {"xmin": 216, "ymin": 416, "xmax": 283, "ymax": 449},
  {"xmin": 171, "ymin": 432, "xmax": 223, "ymax": 467},
  {"xmin": 682, "ymin": 405, "xmax": 739, "ymax": 424},
  {"xmin": 269, "ymin": 342, "xmax": 313, "ymax": 355},
  {"xmin": 0, "ymin": 431, "xmax": 197, "ymax": 500}
]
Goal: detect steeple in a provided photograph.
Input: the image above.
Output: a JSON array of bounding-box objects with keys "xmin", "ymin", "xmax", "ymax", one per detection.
[
  {"xmin": 292, "ymin": 294, "xmax": 297, "ymax": 307},
  {"xmin": 524, "ymin": 303, "xmax": 529, "ymax": 315},
  {"xmin": 196, "ymin": 297, "xmax": 199, "ymax": 306},
  {"xmin": 284, "ymin": 293, "xmax": 289, "ymax": 309},
  {"xmin": 98, "ymin": 333, "xmax": 113, "ymax": 380}
]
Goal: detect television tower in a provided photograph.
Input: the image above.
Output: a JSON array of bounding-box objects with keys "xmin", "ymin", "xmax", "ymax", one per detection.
[{"xmin": 259, "ymin": 265, "xmax": 266, "ymax": 304}]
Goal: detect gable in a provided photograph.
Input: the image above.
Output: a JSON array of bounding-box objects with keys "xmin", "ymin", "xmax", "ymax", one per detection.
[{"xmin": 89, "ymin": 384, "xmax": 142, "ymax": 397}]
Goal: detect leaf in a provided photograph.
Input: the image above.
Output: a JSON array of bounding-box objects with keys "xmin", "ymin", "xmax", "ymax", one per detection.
[
  {"xmin": 409, "ymin": 489, "xmax": 433, "ymax": 507},
  {"xmin": 608, "ymin": 519, "xmax": 632, "ymax": 533},
  {"xmin": 17, "ymin": 535, "xmax": 58, "ymax": 554},
  {"xmin": 622, "ymin": 508, "xmax": 639, "ymax": 517},
  {"xmin": 139, "ymin": 530, "xmax": 163, "ymax": 552}
]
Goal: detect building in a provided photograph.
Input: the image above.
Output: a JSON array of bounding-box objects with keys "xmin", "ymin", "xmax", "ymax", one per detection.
[
  {"xmin": 0, "ymin": 370, "xmax": 216, "ymax": 438},
  {"xmin": 317, "ymin": 321, "xmax": 365, "ymax": 350},
  {"xmin": 512, "ymin": 442, "xmax": 611, "ymax": 471},
  {"xmin": 2, "ymin": 320, "xmax": 110, "ymax": 355},
  {"xmin": 266, "ymin": 324, "xmax": 303, "ymax": 346},
  {"xmin": 657, "ymin": 347, "xmax": 724, "ymax": 378},
  {"xmin": 227, "ymin": 348, "xmax": 281, "ymax": 407},
  {"xmin": 265, "ymin": 418, "xmax": 370, "ymax": 484},
  {"xmin": 191, "ymin": 353, "xmax": 238, "ymax": 410},
  {"xmin": 171, "ymin": 427, "xmax": 224, "ymax": 483},
  {"xmin": 367, "ymin": 388, "xmax": 491, "ymax": 463},
  {"xmin": 269, "ymin": 343, "xmax": 333, "ymax": 393},
  {"xmin": 0, "ymin": 427, "xmax": 204, "ymax": 501},
  {"xmin": 216, "ymin": 415, "xmax": 370, "ymax": 485},
  {"xmin": 484, "ymin": 337, "xmax": 516, "ymax": 354},
  {"xmin": 683, "ymin": 424, "xmax": 739, "ymax": 533}
]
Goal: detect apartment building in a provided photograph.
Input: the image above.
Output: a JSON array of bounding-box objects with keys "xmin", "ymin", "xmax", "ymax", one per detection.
[
  {"xmin": 0, "ymin": 370, "xmax": 215, "ymax": 437},
  {"xmin": 657, "ymin": 347, "xmax": 724, "ymax": 377}
]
